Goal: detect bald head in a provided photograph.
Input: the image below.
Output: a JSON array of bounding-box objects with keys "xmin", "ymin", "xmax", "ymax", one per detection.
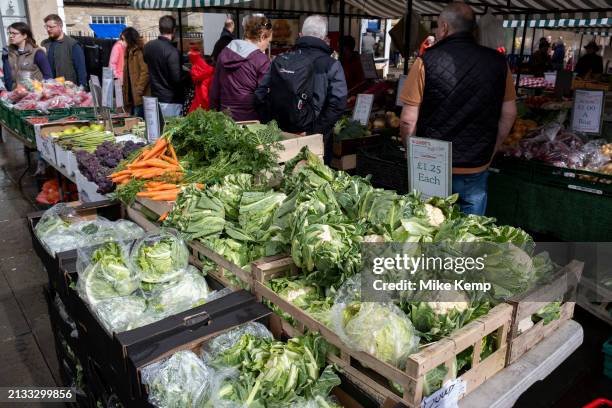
[{"xmin": 437, "ymin": 2, "xmax": 475, "ymax": 39}]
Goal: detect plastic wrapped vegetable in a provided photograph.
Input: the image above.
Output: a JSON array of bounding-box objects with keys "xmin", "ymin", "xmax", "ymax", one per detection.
[
  {"xmin": 131, "ymin": 231, "xmax": 189, "ymax": 283},
  {"xmin": 34, "ymin": 203, "xmax": 83, "ymax": 255},
  {"xmin": 141, "ymin": 350, "xmax": 214, "ymax": 408},
  {"xmin": 93, "ymin": 295, "xmax": 147, "ymax": 333},
  {"xmin": 77, "ymin": 242, "xmax": 140, "ymax": 305},
  {"xmin": 331, "ymin": 277, "xmax": 419, "ymax": 368}
]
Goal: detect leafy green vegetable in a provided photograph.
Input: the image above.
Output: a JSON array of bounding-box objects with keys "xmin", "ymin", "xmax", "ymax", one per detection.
[
  {"xmin": 333, "ymin": 117, "xmax": 370, "ymax": 141},
  {"xmin": 238, "ymin": 191, "xmax": 286, "ymax": 241},
  {"xmin": 533, "ymin": 301, "xmax": 562, "ymax": 325},
  {"xmin": 334, "ymin": 301, "xmax": 419, "ymax": 368},
  {"xmin": 135, "ymin": 234, "xmax": 189, "ymax": 283},
  {"xmin": 165, "ymin": 185, "xmax": 226, "ymax": 240},
  {"xmin": 79, "ymin": 242, "xmax": 140, "ymax": 305}
]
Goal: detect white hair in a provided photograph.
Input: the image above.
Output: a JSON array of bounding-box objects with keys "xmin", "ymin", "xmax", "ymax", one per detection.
[{"xmin": 302, "ymin": 15, "xmax": 328, "ymax": 39}]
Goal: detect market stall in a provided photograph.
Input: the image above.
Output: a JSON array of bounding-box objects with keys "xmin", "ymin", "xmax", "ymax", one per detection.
[{"xmin": 25, "ymin": 106, "xmax": 596, "ymax": 408}]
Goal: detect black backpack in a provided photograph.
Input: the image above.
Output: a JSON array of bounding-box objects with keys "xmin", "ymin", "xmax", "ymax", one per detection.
[{"xmin": 267, "ymin": 49, "xmax": 328, "ymax": 133}]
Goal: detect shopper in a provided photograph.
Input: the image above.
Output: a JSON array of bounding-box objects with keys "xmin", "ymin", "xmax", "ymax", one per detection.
[
  {"xmin": 419, "ymin": 35, "xmax": 435, "ymax": 56},
  {"xmin": 209, "ymin": 14, "xmax": 272, "ymax": 121},
  {"xmin": 254, "ymin": 15, "xmax": 347, "ymax": 164},
  {"xmin": 187, "ymin": 46, "xmax": 214, "ymax": 112},
  {"xmin": 41, "ymin": 14, "xmax": 87, "ymax": 86},
  {"xmin": 109, "ymin": 36, "xmax": 126, "ymax": 81},
  {"xmin": 530, "ymin": 38, "xmax": 552, "ymax": 77},
  {"xmin": 551, "ymin": 38, "xmax": 565, "ymax": 71},
  {"xmin": 2, "ymin": 22, "xmax": 52, "ymax": 90},
  {"xmin": 399, "ymin": 2, "xmax": 517, "ymax": 216},
  {"xmin": 143, "ymin": 15, "xmax": 184, "ymax": 118},
  {"xmin": 575, "ymin": 41, "xmax": 604, "ymax": 78},
  {"xmin": 211, "ymin": 17, "xmax": 235, "ymax": 65},
  {"xmin": 121, "ymin": 27, "xmax": 149, "ymax": 118},
  {"xmin": 340, "ymin": 35, "xmax": 365, "ymax": 92}
]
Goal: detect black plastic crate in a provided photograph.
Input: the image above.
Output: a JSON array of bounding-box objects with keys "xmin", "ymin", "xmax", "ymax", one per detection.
[{"xmin": 356, "ymin": 142, "xmax": 409, "ymax": 193}]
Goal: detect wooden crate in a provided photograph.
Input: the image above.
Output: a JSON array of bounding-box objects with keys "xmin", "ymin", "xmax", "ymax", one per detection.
[
  {"xmin": 577, "ymin": 275, "xmax": 612, "ymax": 327},
  {"xmin": 506, "ymin": 260, "xmax": 583, "ymax": 365},
  {"xmin": 188, "ymin": 240, "xmax": 254, "ymax": 290},
  {"xmin": 331, "ymin": 154, "xmax": 357, "ymax": 170},
  {"xmin": 251, "ymin": 256, "xmax": 513, "ymax": 407}
]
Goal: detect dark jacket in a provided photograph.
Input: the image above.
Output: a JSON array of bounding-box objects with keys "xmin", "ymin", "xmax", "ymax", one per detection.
[
  {"xmin": 122, "ymin": 46, "xmax": 150, "ymax": 108},
  {"xmin": 41, "ymin": 35, "xmax": 87, "ymax": 86},
  {"xmin": 417, "ymin": 32, "xmax": 507, "ymax": 169},
  {"xmin": 4, "ymin": 44, "xmax": 52, "ymax": 90},
  {"xmin": 143, "ymin": 36, "xmax": 183, "ymax": 104},
  {"xmin": 575, "ymin": 53, "xmax": 604, "ymax": 78},
  {"xmin": 255, "ymin": 36, "xmax": 348, "ymax": 136},
  {"xmin": 212, "ymin": 28, "xmax": 234, "ymax": 65},
  {"xmin": 209, "ymin": 39, "xmax": 270, "ymax": 121}
]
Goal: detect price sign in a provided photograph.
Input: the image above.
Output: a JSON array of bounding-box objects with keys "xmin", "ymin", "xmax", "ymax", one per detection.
[
  {"xmin": 114, "ymin": 79, "xmax": 124, "ymax": 109},
  {"xmin": 396, "ymin": 74, "xmax": 407, "ymax": 106},
  {"xmin": 360, "ymin": 53, "xmax": 378, "ymax": 80},
  {"xmin": 101, "ymin": 67, "xmax": 114, "ymax": 108},
  {"xmin": 143, "ymin": 96, "xmax": 161, "ymax": 143},
  {"xmin": 408, "ymin": 136, "xmax": 452, "ymax": 199},
  {"xmin": 420, "ymin": 378, "xmax": 466, "ymax": 408},
  {"xmin": 90, "ymin": 75, "xmax": 101, "ymax": 88},
  {"xmin": 571, "ymin": 89, "xmax": 605, "ymax": 134},
  {"xmin": 352, "ymin": 94, "xmax": 374, "ymax": 126}
]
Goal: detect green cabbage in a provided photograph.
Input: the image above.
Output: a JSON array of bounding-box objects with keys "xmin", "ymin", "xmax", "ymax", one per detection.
[{"xmin": 136, "ymin": 235, "xmax": 189, "ymax": 283}]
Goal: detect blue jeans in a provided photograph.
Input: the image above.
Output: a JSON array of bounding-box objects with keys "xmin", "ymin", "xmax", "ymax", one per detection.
[{"xmin": 452, "ymin": 170, "xmax": 489, "ymax": 216}]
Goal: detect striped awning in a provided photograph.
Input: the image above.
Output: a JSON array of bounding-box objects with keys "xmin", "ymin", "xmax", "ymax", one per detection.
[
  {"xmin": 579, "ymin": 31, "xmax": 611, "ymax": 36},
  {"xmin": 503, "ymin": 17, "xmax": 611, "ymax": 28},
  {"xmin": 131, "ymin": 0, "xmax": 366, "ymax": 13},
  {"xmin": 131, "ymin": 0, "xmax": 251, "ymax": 8},
  {"xmin": 345, "ymin": 0, "xmax": 611, "ymax": 19}
]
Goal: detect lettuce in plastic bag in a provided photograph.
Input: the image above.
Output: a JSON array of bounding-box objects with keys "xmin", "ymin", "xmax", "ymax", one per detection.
[{"xmin": 132, "ymin": 232, "xmax": 189, "ymax": 283}]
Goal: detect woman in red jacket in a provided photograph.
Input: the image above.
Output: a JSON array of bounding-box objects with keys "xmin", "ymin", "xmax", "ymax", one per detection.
[{"xmin": 188, "ymin": 46, "xmax": 214, "ymax": 112}]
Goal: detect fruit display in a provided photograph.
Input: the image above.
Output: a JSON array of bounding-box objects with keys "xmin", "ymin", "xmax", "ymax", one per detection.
[{"xmin": 504, "ymin": 118, "xmax": 539, "ymax": 146}]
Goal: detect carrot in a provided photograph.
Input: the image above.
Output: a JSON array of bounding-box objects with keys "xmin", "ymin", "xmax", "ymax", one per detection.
[
  {"xmin": 158, "ymin": 212, "xmax": 169, "ymax": 222},
  {"xmin": 161, "ymin": 155, "xmax": 179, "ymax": 166},
  {"xmin": 112, "ymin": 175, "xmax": 130, "ymax": 183},
  {"xmin": 147, "ymin": 159, "xmax": 175, "ymax": 169},
  {"xmin": 110, "ymin": 169, "xmax": 131, "ymax": 177},
  {"xmin": 145, "ymin": 181, "xmax": 164, "ymax": 188},
  {"xmin": 120, "ymin": 179, "xmax": 130, "ymax": 185},
  {"xmin": 150, "ymin": 193, "xmax": 178, "ymax": 201},
  {"xmin": 169, "ymin": 145, "xmax": 178, "ymax": 163},
  {"xmin": 142, "ymin": 138, "xmax": 168, "ymax": 160},
  {"xmin": 137, "ymin": 188, "xmax": 180, "ymax": 197},
  {"xmin": 196, "ymin": 183, "xmax": 205, "ymax": 189},
  {"xmin": 146, "ymin": 184, "xmax": 178, "ymax": 191}
]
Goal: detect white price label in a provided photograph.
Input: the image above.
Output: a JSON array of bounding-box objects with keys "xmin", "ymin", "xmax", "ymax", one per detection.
[
  {"xmin": 143, "ymin": 96, "xmax": 161, "ymax": 143},
  {"xmin": 351, "ymin": 94, "xmax": 374, "ymax": 126},
  {"xmin": 90, "ymin": 75, "xmax": 101, "ymax": 88},
  {"xmin": 360, "ymin": 53, "xmax": 378, "ymax": 80},
  {"xmin": 114, "ymin": 79, "xmax": 124, "ymax": 109},
  {"xmin": 408, "ymin": 137, "xmax": 452, "ymax": 199},
  {"xmin": 420, "ymin": 378, "xmax": 466, "ymax": 408},
  {"xmin": 571, "ymin": 89, "xmax": 605, "ymax": 134},
  {"xmin": 101, "ymin": 67, "xmax": 114, "ymax": 108}
]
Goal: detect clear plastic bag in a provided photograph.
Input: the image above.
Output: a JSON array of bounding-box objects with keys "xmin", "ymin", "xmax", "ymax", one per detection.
[
  {"xmin": 289, "ymin": 395, "xmax": 343, "ymax": 408},
  {"xmin": 129, "ymin": 231, "xmax": 189, "ymax": 284},
  {"xmin": 34, "ymin": 204, "xmax": 82, "ymax": 255},
  {"xmin": 141, "ymin": 350, "xmax": 214, "ymax": 408},
  {"xmin": 330, "ymin": 275, "xmax": 420, "ymax": 369},
  {"xmin": 76, "ymin": 241, "xmax": 141, "ymax": 306},
  {"xmin": 145, "ymin": 266, "xmax": 212, "ymax": 318},
  {"xmin": 94, "ymin": 294, "xmax": 147, "ymax": 333},
  {"xmin": 200, "ymin": 322, "xmax": 273, "ymax": 364}
]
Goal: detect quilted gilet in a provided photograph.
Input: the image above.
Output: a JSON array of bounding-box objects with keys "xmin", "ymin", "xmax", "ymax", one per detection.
[{"xmin": 417, "ymin": 32, "xmax": 507, "ymax": 168}]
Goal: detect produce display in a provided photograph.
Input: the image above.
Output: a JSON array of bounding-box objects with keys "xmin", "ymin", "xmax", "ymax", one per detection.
[
  {"xmin": 34, "ymin": 204, "xmax": 144, "ymax": 255},
  {"xmin": 1, "ymin": 78, "xmax": 93, "ymax": 111},
  {"xmin": 76, "ymin": 140, "xmax": 146, "ymax": 194},
  {"xmin": 76, "ymin": 230, "xmax": 229, "ymax": 333},
  {"xmin": 52, "ymin": 125, "xmax": 114, "ymax": 152},
  {"xmin": 141, "ymin": 322, "xmax": 341, "ymax": 408},
  {"xmin": 503, "ymin": 122, "xmax": 612, "ymax": 177},
  {"xmin": 333, "ymin": 117, "xmax": 370, "ymax": 141}
]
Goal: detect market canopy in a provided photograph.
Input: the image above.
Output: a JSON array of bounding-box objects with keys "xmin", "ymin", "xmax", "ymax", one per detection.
[
  {"xmin": 503, "ymin": 16, "xmax": 611, "ymax": 28},
  {"xmin": 130, "ymin": 0, "xmax": 371, "ymax": 15},
  {"xmin": 344, "ymin": 0, "xmax": 611, "ymax": 19}
]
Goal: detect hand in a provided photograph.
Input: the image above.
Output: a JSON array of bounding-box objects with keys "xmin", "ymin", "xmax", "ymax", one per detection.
[{"xmin": 298, "ymin": 132, "xmax": 306, "ymax": 136}]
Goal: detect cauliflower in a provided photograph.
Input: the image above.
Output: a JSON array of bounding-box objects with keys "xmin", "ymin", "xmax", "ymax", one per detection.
[{"xmin": 424, "ymin": 203, "xmax": 445, "ymax": 227}]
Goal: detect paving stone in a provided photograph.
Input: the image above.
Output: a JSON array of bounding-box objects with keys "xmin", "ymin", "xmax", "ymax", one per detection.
[
  {"xmin": 0, "ymin": 333, "xmax": 57, "ymax": 387},
  {"xmin": 0, "ymin": 296, "xmax": 29, "ymax": 342},
  {"xmin": 0, "ymin": 198, "xmax": 35, "ymax": 221},
  {"xmin": 30, "ymin": 314, "xmax": 62, "ymax": 388},
  {"xmin": 1, "ymin": 253, "xmax": 46, "ymax": 293}
]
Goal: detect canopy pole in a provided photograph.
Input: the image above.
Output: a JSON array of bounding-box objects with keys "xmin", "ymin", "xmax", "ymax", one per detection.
[
  {"xmin": 577, "ymin": 33, "xmax": 584, "ymax": 59},
  {"xmin": 235, "ymin": 10, "xmax": 240, "ymax": 39},
  {"xmin": 510, "ymin": 27, "xmax": 517, "ymax": 55},
  {"xmin": 403, "ymin": 0, "xmax": 413, "ymax": 75},
  {"xmin": 530, "ymin": 26, "xmax": 536, "ymax": 54},
  {"xmin": 515, "ymin": 13, "xmax": 529, "ymax": 93},
  {"xmin": 339, "ymin": 0, "xmax": 346, "ymax": 60},
  {"xmin": 177, "ymin": 9, "xmax": 184, "ymax": 56}
]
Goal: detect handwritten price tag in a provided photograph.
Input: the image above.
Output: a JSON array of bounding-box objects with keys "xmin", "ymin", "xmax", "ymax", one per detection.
[
  {"xmin": 352, "ymin": 94, "xmax": 374, "ymax": 126},
  {"xmin": 571, "ymin": 89, "xmax": 604, "ymax": 134},
  {"xmin": 420, "ymin": 378, "xmax": 466, "ymax": 408}
]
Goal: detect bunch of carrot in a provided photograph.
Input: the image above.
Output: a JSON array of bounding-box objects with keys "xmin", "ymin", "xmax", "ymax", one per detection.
[{"xmin": 108, "ymin": 137, "xmax": 186, "ymax": 201}]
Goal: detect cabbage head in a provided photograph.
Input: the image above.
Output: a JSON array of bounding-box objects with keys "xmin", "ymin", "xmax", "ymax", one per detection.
[{"xmin": 136, "ymin": 235, "xmax": 189, "ymax": 283}]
